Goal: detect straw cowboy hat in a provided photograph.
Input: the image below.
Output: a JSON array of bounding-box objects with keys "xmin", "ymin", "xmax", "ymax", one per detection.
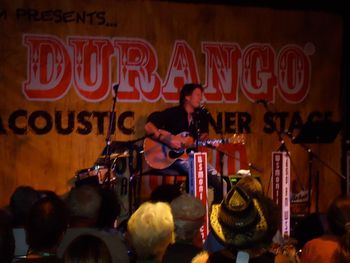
[{"xmin": 210, "ymin": 185, "xmax": 270, "ymax": 249}]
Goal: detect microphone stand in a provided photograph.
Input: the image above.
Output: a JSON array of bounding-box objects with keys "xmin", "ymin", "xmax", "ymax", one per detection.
[
  {"xmin": 127, "ymin": 134, "xmax": 153, "ymax": 214},
  {"xmin": 218, "ymin": 142, "xmax": 225, "ymax": 198},
  {"xmin": 196, "ymin": 106, "xmax": 225, "ymax": 201},
  {"xmin": 257, "ymin": 101, "xmax": 304, "ymax": 196},
  {"xmin": 214, "ymin": 147, "xmax": 263, "ymax": 174},
  {"xmin": 104, "ymin": 84, "xmax": 119, "ymax": 189},
  {"xmin": 193, "ymin": 110, "xmax": 200, "ymax": 151},
  {"xmin": 288, "ymin": 136, "xmax": 346, "ymax": 214}
]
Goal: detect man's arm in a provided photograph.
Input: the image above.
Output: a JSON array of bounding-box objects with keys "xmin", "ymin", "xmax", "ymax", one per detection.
[
  {"xmin": 144, "ymin": 121, "xmax": 182, "ymax": 149},
  {"xmin": 199, "ymin": 132, "xmax": 209, "ymax": 140},
  {"xmin": 145, "ymin": 121, "xmax": 167, "ymax": 141}
]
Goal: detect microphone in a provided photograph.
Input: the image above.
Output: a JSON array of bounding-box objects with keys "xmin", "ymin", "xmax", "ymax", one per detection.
[
  {"xmin": 113, "ymin": 84, "xmax": 119, "ymax": 94},
  {"xmin": 198, "ymin": 103, "xmax": 210, "ymax": 115}
]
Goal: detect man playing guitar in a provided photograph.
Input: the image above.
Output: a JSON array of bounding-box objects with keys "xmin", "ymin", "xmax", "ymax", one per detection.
[{"xmin": 144, "ymin": 83, "xmax": 223, "ymax": 203}]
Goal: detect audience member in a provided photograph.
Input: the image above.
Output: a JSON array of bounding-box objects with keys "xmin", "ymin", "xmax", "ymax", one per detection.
[
  {"xmin": 62, "ymin": 234, "xmax": 112, "ymax": 263},
  {"xmin": 15, "ymin": 193, "xmax": 68, "ymax": 262},
  {"xmin": 58, "ymin": 185, "xmax": 129, "ymax": 263},
  {"xmin": 208, "ymin": 185, "xmax": 279, "ymax": 262},
  {"xmin": 96, "ymin": 187, "xmax": 121, "ymax": 229},
  {"xmin": 236, "ymin": 176, "xmax": 263, "ymax": 195},
  {"xmin": 300, "ymin": 195, "xmax": 350, "ymax": 263},
  {"xmin": 149, "ymin": 184, "xmax": 182, "ymax": 203},
  {"xmin": 65, "ymin": 185, "xmax": 102, "ymax": 227},
  {"xmin": 292, "ymin": 212, "xmax": 325, "ymax": 250},
  {"xmin": 204, "ymin": 175, "xmax": 264, "ymax": 253},
  {"xmin": 59, "ymin": 228, "xmax": 129, "ymax": 263},
  {"xmin": 9, "ymin": 186, "xmax": 41, "ymax": 258},
  {"xmin": 127, "ymin": 201, "xmax": 175, "ymax": 263},
  {"xmin": 163, "ymin": 193, "xmax": 205, "ymax": 263},
  {"xmin": 0, "ymin": 208, "xmax": 15, "ymax": 263},
  {"xmin": 9, "ymin": 186, "xmax": 41, "ymax": 227}
]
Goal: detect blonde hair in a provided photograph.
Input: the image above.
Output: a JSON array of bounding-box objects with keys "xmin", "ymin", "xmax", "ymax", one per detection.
[{"xmin": 127, "ymin": 202, "xmax": 175, "ymax": 260}]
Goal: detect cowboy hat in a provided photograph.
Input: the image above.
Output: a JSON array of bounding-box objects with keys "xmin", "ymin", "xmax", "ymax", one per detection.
[{"xmin": 210, "ymin": 185, "xmax": 269, "ymax": 248}]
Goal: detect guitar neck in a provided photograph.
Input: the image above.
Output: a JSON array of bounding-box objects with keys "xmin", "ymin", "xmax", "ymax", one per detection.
[{"xmin": 195, "ymin": 138, "xmax": 229, "ymax": 147}]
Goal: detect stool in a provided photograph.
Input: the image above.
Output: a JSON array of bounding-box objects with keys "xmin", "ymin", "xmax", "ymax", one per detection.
[
  {"xmin": 140, "ymin": 167, "xmax": 186, "ymax": 184},
  {"xmin": 134, "ymin": 167, "xmax": 186, "ymax": 207}
]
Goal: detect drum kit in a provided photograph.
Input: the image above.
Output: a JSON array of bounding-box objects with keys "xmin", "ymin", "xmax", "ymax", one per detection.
[
  {"xmin": 75, "ymin": 153, "xmax": 130, "ymax": 186},
  {"xmin": 75, "ymin": 139, "xmax": 144, "ymax": 186},
  {"xmin": 74, "ymin": 87, "xmax": 148, "ymax": 218},
  {"xmin": 74, "ymin": 138, "xmax": 146, "ymax": 219}
]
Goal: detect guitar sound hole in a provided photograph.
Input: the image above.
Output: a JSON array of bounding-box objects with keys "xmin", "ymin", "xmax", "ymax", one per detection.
[{"xmin": 168, "ymin": 150, "xmax": 184, "ymax": 159}]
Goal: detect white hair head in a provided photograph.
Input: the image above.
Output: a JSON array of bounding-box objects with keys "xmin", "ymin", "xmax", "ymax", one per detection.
[{"xmin": 127, "ymin": 202, "xmax": 174, "ymax": 260}]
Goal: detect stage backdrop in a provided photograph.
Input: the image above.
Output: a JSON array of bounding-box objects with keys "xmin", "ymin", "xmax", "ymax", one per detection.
[{"xmin": 0, "ymin": 0, "xmax": 344, "ymax": 212}]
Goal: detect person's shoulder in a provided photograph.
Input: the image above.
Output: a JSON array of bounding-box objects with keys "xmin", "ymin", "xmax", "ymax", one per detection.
[
  {"xmin": 163, "ymin": 105, "xmax": 182, "ymax": 113},
  {"xmin": 310, "ymin": 235, "xmax": 341, "ymax": 251},
  {"xmin": 148, "ymin": 105, "xmax": 179, "ymax": 117}
]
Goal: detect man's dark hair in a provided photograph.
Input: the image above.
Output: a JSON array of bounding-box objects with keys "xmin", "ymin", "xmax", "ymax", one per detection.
[
  {"xmin": 96, "ymin": 187, "xmax": 121, "ymax": 229},
  {"xmin": 25, "ymin": 193, "xmax": 68, "ymax": 251},
  {"xmin": 327, "ymin": 195, "xmax": 350, "ymax": 236},
  {"xmin": 63, "ymin": 235, "xmax": 112, "ymax": 263},
  {"xmin": 150, "ymin": 184, "xmax": 182, "ymax": 203},
  {"xmin": 9, "ymin": 186, "xmax": 40, "ymax": 227},
  {"xmin": 179, "ymin": 83, "xmax": 203, "ymax": 106}
]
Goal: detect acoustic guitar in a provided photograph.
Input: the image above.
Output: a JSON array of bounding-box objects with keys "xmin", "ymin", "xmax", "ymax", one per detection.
[{"xmin": 143, "ymin": 132, "xmax": 245, "ymax": 169}]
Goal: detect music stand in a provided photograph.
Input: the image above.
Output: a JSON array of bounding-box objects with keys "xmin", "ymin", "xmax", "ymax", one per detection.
[
  {"xmin": 292, "ymin": 121, "xmax": 342, "ymax": 214},
  {"xmin": 292, "ymin": 121, "xmax": 342, "ymax": 144}
]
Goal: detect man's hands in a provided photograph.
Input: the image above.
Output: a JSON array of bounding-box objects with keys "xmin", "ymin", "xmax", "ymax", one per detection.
[{"xmin": 166, "ymin": 134, "xmax": 184, "ymax": 150}]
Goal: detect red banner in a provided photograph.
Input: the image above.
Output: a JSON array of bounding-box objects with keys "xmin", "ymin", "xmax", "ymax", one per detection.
[
  {"xmin": 272, "ymin": 152, "xmax": 291, "ymax": 238},
  {"xmin": 189, "ymin": 152, "xmax": 209, "ymax": 241}
]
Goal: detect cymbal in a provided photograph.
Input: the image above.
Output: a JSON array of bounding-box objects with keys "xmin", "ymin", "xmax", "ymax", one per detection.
[{"xmin": 98, "ymin": 152, "xmax": 129, "ymax": 159}]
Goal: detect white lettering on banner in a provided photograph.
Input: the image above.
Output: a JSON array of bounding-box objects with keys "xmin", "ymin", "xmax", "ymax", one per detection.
[
  {"xmin": 23, "ymin": 34, "xmax": 313, "ymax": 103},
  {"xmin": 70, "ymin": 37, "xmax": 114, "ymax": 102},
  {"xmin": 275, "ymin": 155, "xmax": 281, "ymax": 162},
  {"xmin": 202, "ymin": 42, "xmax": 241, "ymax": 102},
  {"xmin": 272, "ymin": 152, "xmax": 282, "ymax": 207},
  {"xmin": 189, "ymin": 153, "xmax": 209, "ymax": 242},
  {"xmin": 114, "ymin": 38, "xmax": 162, "ymax": 102},
  {"xmin": 282, "ymin": 152, "xmax": 290, "ymax": 238},
  {"xmin": 163, "ymin": 40, "xmax": 199, "ymax": 100},
  {"xmin": 23, "ymin": 35, "xmax": 72, "ymax": 100},
  {"xmin": 272, "ymin": 152, "xmax": 290, "ymax": 238},
  {"xmin": 242, "ymin": 44, "xmax": 275, "ymax": 100}
]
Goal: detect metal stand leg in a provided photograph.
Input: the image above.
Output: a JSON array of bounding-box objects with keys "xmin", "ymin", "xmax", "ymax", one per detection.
[{"xmin": 307, "ymin": 151, "xmax": 313, "ymax": 214}]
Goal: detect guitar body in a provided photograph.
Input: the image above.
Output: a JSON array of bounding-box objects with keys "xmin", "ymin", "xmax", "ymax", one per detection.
[
  {"xmin": 143, "ymin": 132, "xmax": 245, "ymax": 170},
  {"xmin": 143, "ymin": 132, "xmax": 194, "ymax": 169}
]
